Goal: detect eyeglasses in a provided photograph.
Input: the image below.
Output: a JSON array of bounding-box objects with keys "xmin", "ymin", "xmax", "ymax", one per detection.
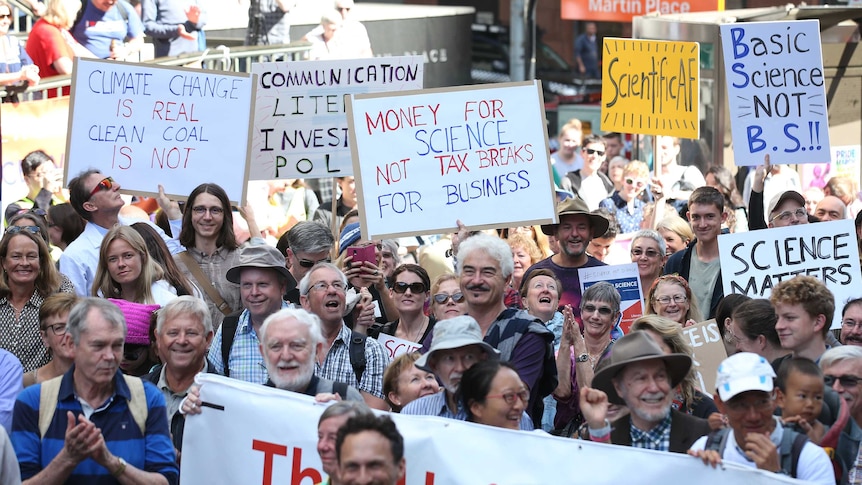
[
  {"xmin": 309, "ymin": 281, "xmax": 346, "ymax": 293},
  {"xmin": 842, "ymin": 320, "xmax": 862, "ymax": 331},
  {"xmin": 770, "ymin": 207, "xmax": 807, "ymax": 223},
  {"xmin": 582, "ymin": 303, "xmax": 614, "ymax": 316},
  {"xmin": 43, "ymin": 323, "xmax": 67, "ymax": 336},
  {"xmin": 654, "ymin": 295, "xmax": 687, "ymax": 305},
  {"xmin": 191, "ymin": 206, "xmax": 224, "ymax": 216},
  {"xmin": 631, "ymin": 248, "xmax": 661, "ymax": 259},
  {"xmin": 584, "ymin": 148, "xmax": 605, "ymax": 156},
  {"xmin": 724, "ymin": 396, "xmax": 773, "ymax": 413},
  {"xmin": 89, "ymin": 177, "xmax": 115, "ymax": 198},
  {"xmin": 297, "ymin": 257, "xmax": 331, "ymax": 268},
  {"xmin": 825, "ymin": 374, "xmax": 862, "ymax": 388},
  {"xmin": 393, "ymin": 281, "xmax": 426, "ymax": 294},
  {"xmin": 625, "ymin": 178, "xmax": 646, "ymax": 188},
  {"xmin": 123, "ymin": 346, "xmax": 146, "ymax": 361},
  {"xmin": 433, "ymin": 292, "xmax": 464, "ymax": 304},
  {"xmin": 336, "ymin": 6, "xmax": 350, "ymax": 11},
  {"xmin": 487, "ymin": 389, "xmax": 530, "ymax": 405},
  {"xmin": 6, "ymin": 225, "xmax": 41, "ymax": 236}
]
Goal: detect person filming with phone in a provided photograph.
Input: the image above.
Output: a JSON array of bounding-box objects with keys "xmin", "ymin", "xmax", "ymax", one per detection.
[{"xmin": 337, "ymin": 222, "xmax": 398, "ymax": 327}]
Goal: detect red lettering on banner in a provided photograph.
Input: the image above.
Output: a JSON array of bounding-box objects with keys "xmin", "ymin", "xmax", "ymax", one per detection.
[
  {"xmin": 291, "ymin": 447, "xmax": 322, "ymax": 485},
  {"xmin": 253, "ymin": 439, "xmax": 287, "ymax": 485}
]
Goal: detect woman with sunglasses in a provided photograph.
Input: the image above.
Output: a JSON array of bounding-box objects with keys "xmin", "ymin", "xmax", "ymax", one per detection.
[
  {"xmin": 24, "ymin": 292, "xmax": 77, "ymax": 387},
  {"xmin": 428, "ymin": 273, "xmax": 466, "ymax": 322},
  {"xmin": 370, "ymin": 264, "xmax": 432, "ymax": 344},
  {"xmin": 0, "ymin": 227, "xmax": 74, "ymax": 374},
  {"xmin": 646, "ymin": 274, "xmax": 702, "ymax": 327},
  {"xmin": 93, "ymin": 225, "xmax": 177, "ymax": 305},
  {"xmin": 459, "ymin": 360, "xmax": 529, "ymax": 430},
  {"xmin": 629, "ymin": 229, "xmax": 668, "ymax": 293},
  {"xmin": 598, "ymin": 160, "xmax": 650, "ymax": 234}
]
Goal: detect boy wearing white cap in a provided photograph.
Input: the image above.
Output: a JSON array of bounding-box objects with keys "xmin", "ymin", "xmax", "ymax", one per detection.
[{"xmin": 688, "ymin": 352, "xmax": 834, "ymax": 484}]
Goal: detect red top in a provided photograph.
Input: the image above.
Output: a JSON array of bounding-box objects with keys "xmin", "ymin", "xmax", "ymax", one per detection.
[{"xmin": 25, "ymin": 19, "xmax": 74, "ymax": 96}]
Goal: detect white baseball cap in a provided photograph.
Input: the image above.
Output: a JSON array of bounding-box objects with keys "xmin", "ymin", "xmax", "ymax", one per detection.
[{"xmin": 715, "ymin": 352, "xmax": 776, "ymax": 401}]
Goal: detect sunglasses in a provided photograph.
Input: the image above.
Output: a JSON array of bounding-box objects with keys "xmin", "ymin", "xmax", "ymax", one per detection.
[
  {"xmin": 297, "ymin": 257, "xmax": 331, "ymax": 268},
  {"xmin": 89, "ymin": 177, "xmax": 115, "ymax": 197},
  {"xmin": 6, "ymin": 225, "xmax": 41, "ymax": 236},
  {"xmin": 625, "ymin": 178, "xmax": 646, "ymax": 188},
  {"xmin": 584, "ymin": 148, "xmax": 605, "ymax": 156},
  {"xmin": 433, "ymin": 292, "xmax": 464, "ymax": 304},
  {"xmin": 337, "ymin": 6, "xmax": 350, "ymax": 11},
  {"xmin": 0, "ymin": 14, "xmax": 11, "ymax": 19},
  {"xmin": 825, "ymin": 374, "xmax": 862, "ymax": 388},
  {"xmin": 582, "ymin": 303, "xmax": 613, "ymax": 316},
  {"xmin": 393, "ymin": 282, "xmax": 426, "ymax": 294}
]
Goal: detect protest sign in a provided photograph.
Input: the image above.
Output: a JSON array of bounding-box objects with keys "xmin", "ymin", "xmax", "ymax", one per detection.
[
  {"xmin": 579, "ymin": 263, "xmax": 644, "ymax": 334},
  {"xmin": 561, "ymin": 0, "xmax": 722, "ymax": 22},
  {"xmin": 718, "ymin": 219, "xmax": 862, "ymax": 328},
  {"xmin": 65, "ymin": 58, "xmax": 254, "ymax": 204},
  {"xmin": 345, "ymin": 81, "xmax": 556, "ymax": 240},
  {"xmin": 376, "ymin": 333, "xmax": 422, "ymax": 360},
  {"xmin": 683, "ymin": 319, "xmax": 727, "ymax": 394},
  {"xmin": 249, "ymin": 57, "xmax": 424, "ymax": 180},
  {"xmin": 601, "ymin": 39, "xmax": 699, "ymax": 138},
  {"xmin": 831, "ymin": 145, "xmax": 860, "ymax": 183},
  {"xmin": 182, "ymin": 374, "xmax": 801, "ymax": 485},
  {"xmin": 720, "ymin": 20, "xmax": 830, "ymax": 166}
]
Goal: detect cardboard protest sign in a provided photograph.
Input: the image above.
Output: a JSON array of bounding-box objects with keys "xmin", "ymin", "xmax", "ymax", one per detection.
[
  {"xmin": 718, "ymin": 219, "xmax": 862, "ymax": 328},
  {"xmin": 682, "ymin": 319, "xmax": 727, "ymax": 394},
  {"xmin": 376, "ymin": 333, "xmax": 422, "ymax": 360},
  {"xmin": 579, "ymin": 263, "xmax": 644, "ymax": 334},
  {"xmin": 249, "ymin": 57, "xmax": 424, "ymax": 180},
  {"xmin": 720, "ymin": 20, "xmax": 830, "ymax": 166},
  {"xmin": 345, "ymin": 81, "xmax": 556, "ymax": 240},
  {"xmin": 65, "ymin": 58, "xmax": 254, "ymax": 204},
  {"xmin": 601, "ymin": 39, "xmax": 699, "ymax": 138}
]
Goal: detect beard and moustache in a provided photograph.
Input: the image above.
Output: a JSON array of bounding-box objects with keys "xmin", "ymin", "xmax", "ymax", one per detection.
[{"xmin": 268, "ymin": 351, "xmax": 317, "ymax": 392}]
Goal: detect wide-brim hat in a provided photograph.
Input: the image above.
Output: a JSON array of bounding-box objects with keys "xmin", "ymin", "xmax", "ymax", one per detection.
[
  {"xmin": 540, "ymin": 196, "xmax": 610, "ymax": 238},
  {"xmin": 415, "ymin": 315, "xmax": 499, "ymax": 372},
  {"xmin": 591, "ymin": 331, "xmax": 692, "ymax": 406},
  {"xmin": 226, "ymin": 244, "xmax": 297, "ymax": 292}
]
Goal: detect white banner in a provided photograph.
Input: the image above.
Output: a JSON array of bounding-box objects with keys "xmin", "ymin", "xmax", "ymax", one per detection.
[
  {"xmin": 718, "ymin": 219, "xmax": 862, "ymax": 329},
  {"xmin": 181, "ymin": 374, "xmax": 801, "ymax": 485},
  {"xmin": 250, "ymin": 57, "xmax": 424, "ymax": 180},
  {"xmin": 376, "ymin": 333, "xmax": 422, "ymax": 360}
]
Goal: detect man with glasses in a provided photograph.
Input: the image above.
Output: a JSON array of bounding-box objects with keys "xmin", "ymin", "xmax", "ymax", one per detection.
[
  {"xmin": 562, "ymin": 134, "xmax": 614, "ymax": 211},
  {"xmin": 766, "ymin": 190, "xmax": 809, "ymax": 228},
  {"xmin": 821, "ymin": 346, "xmax": 862, "ymax": 479},
  {"xmin": 689, "ymin": 352, "xmax": 832, "ymax": 483},
  {"xmin": 278, "ymin": 221, "xmax": 335, "ymax": 305},
  {"xmin": 62, "ymin": 169, "xmax": 183, "ymax": 296},
  {"xmin": 208, "ymin": 244, "xmax": 296, "ymax": 384},
  {"xmin": 300, "ymin": 263, "xmax": 390, "ymax": 410}
]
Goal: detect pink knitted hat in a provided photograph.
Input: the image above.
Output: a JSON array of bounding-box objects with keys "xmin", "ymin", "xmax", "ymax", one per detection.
[{"xmin": 108, "ymin": 299, "xmax": 160, "ymax": 346}]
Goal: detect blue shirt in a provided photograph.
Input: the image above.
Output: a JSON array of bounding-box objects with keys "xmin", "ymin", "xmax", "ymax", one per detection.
[
  {"xmin": 71, "ymin": 0, "xmax": 144, "ymax": 58},
  {"xmin": 599, "ymin": 191, "xmax": 645, "ymax": 234},
  {"xmin": 401, "ymin": 391, "xmax": 534, "ymax": 431},
  {"xmin": 11, "ymin": 367, "xmax": 178, "ymax": 484},
  {"xmin": 0, "ymin": 351, "xmax": 22, "ymax": 435}
]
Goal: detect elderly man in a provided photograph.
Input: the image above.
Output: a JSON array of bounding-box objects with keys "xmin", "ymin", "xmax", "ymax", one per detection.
[
  {"xmin": 580, "ymin": 331, "xmax": 710, "ymax": 452},
  {"xmin": 279, "ymin": 221, "xmax": 334, "ymax": 305},
  {"xmin": 404, "ymin": 315, "xmax": 533, "ymax": 429},
  {"xmin": 61, "ymin": 170, "xmax": 183, "ymax": 296},
  {"xmin": 300, "ymin": 263, "xmax": 389, "ymax": 409},
  {"xmin": 11, "ymin": 298, "xmax": 178, "ymax": 483},
  {"xmin": 689, "ymin": 352, "xmax": 833, "ymax": 483},
  {"xmin": 815, "ymin": 195, "xmax": 848, "ymax": 222},
  {"xmin": 766, "ymin": 190, "xmax": 810, "ymax": 228},
  {"xmin": 209, "ymin": 244, "xmax": 296, "ymax": 384},
  {"xmin": 455, "ymin": 233, "xmax": 556, "ymax": 425},
  {"xmin": 821, "ymin": 346, "xmax": 862, "ymax": 479},
  {"xmin": 317, "ymin": 401, "xmax": 373, "ymax": 485},
  {"xmin": 336, "ymin": 414, "xmax": 404, "ymax": 485},
  {"xmin": 144, "ymin": 296, "xmax": 216, "ymax": 456}
]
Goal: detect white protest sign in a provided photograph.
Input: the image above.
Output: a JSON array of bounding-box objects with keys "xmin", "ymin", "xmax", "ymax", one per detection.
[
  {"xmin": 376, "ymin": 333, "xmax": 422, "ymax": 360},
  {"xmin": 249, "ymin": 57, "xmax": 424, "ymax": 180},
  {"xmin": 346, "ymin": 81, "xmax": 556, "ymax": 240},
  {"xmin": 720, "ymin": 20, "xmax": 830, "ymax": 166},
  {"xmin": 65, "ymin": 58, "xmax": 254, "ymax": 204},
  {"xmin": 682, "ymin": 319, "xmax": 727, "ymax": 394},
  {"xmin": 832, "ymin": 145, "xmax": 861, "ymax": 183},
  {"xmin": 182, "ymin": 374, "xmax": 801, "ymax": 485},
  {"xmin": 579, "ymin": 263, "xmax": 644, "ymax": 334},
  {"xmin": 718, "ymin": 219, "xmax": 862, "ymax": 328}
]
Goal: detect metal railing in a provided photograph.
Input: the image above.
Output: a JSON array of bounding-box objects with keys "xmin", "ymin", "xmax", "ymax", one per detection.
[{"xmin": 1, "ymin": 42, "xmax": 312, "ymax": 101}]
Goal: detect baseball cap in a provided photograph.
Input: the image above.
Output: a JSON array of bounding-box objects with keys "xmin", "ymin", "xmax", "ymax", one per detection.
[{"xmin": 715, "ymin": 352, "xmax": 776, "ymax": 401}]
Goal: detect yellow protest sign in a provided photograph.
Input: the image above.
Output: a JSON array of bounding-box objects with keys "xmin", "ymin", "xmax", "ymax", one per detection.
[{"xmin": 601, "ymin": 38, "xmax": 700, "ymax": 138}]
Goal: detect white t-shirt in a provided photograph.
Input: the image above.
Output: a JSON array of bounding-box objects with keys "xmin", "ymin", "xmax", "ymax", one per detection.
[
  {"xmin": 689, "ymin": 419, "xmax": 834, "ymax": 485},
  {"xmin": 579, "ymin": 173, "xmax": 608, "ymax": 211}
]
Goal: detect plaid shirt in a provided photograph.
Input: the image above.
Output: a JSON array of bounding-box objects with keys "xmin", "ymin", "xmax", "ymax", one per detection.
[
  {"xmin": 401, "ymin": 391, "xmax": 535, "ymax": 431},
  {"xmin": 315, "ymin": 323, "xmax": 390, "ymax": 398},
  {"xmin": 630, "ymin": 412, "xmax": 672, "ymax": 452}
]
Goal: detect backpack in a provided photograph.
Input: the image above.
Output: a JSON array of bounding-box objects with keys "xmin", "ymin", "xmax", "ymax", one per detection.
[
  {"xmin": 221, "ymin": 312, "xmax": 367, "ymax": 382},
  {"xmin": 704, "ymin": 425, "xmax": 807, "ymax": 478},
  {"xmin": 38, "ymin": 374, "xmax": 147, "ymax": 438},
  {"xmin": 71, "ymin": 0, "xmax": 129, "ymax": 34}
]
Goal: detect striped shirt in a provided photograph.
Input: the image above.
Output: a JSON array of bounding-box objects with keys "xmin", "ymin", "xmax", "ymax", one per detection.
[
  {"xmin": 401, "ymin": 391, "xmax": 534, "ymax": 431},
  {"xmin": 11, "ymin": 368, "xmax": 178, "ymax": 484}
]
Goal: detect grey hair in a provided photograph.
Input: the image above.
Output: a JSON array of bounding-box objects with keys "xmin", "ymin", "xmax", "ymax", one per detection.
[
  {"xmin": 67, "ymin": 297, "xmax": 127, "ymax": 345},
  {"xmin": 820, "ymin": 346, "xmax": 862, "ymax": 370},
  {"xmin": 318, "ymin": 400, "xmax": 372, "ymax": 427},
  {"xmin": 260, "ymin": 307, "xmax": 324, "ymax": 346},
  {"xmin": 299, "ymin": 262, "xmax": 347, "ymax": 295},
  {"xmin": 156, "ymin": 296, "xmax": 212, "ymax": 335},
  {"xmin": 287, "ymin": 221, "xmax": 335, "ymax": 255},
  {"xmin": 457, "ymin": 234, "xmax": 515, "ymax": 278},
  {"xmin": 380, "ymin": 239, "xmax": 400, "ymax": 264},
  {"xmin": 631, "ymin": 229, "xmax": 666, "ymax": 257},
  {"xmin": 581, "ymin": 281, "xmax": 621, "ymax": 314},
  {"xmin": 320, "ymin": 9, "xmax": 342, "ymax": 25}
]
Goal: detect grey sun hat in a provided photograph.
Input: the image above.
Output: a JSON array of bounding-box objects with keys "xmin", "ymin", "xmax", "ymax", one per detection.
[
  {"xmin": 415, "ymin": 315, "xmax": 500, "ymax": 372},
  {"xmin": 225, "ymin": 244, "xmax": 297, "ymax": 292}
]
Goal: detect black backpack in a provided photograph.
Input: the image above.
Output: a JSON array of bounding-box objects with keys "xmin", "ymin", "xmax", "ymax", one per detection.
[
  {"xmin": 220, "ymin": 312, "xmax": 367, "ymax": 382},
  {"xmin": 704, "ymin": 425, "xmax": 808, "ymax": 478}
]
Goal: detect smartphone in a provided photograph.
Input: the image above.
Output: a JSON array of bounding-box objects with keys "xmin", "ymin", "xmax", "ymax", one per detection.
[{"xmin": 347, "ymin": 245, "xmax": 376, "ymax": 266}]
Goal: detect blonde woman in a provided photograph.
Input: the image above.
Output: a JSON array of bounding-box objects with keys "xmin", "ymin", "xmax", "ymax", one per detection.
[
  {"xmin": 92, "ymin": 225, "xmax": 176, "ymax": 305},
  {"xmin": 25, "ymin": 0, "xmax": 94, "ymax": 81},
  {"xmin": 655, "ymin": 214, "xmax": 693, "ymax": 256}
]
